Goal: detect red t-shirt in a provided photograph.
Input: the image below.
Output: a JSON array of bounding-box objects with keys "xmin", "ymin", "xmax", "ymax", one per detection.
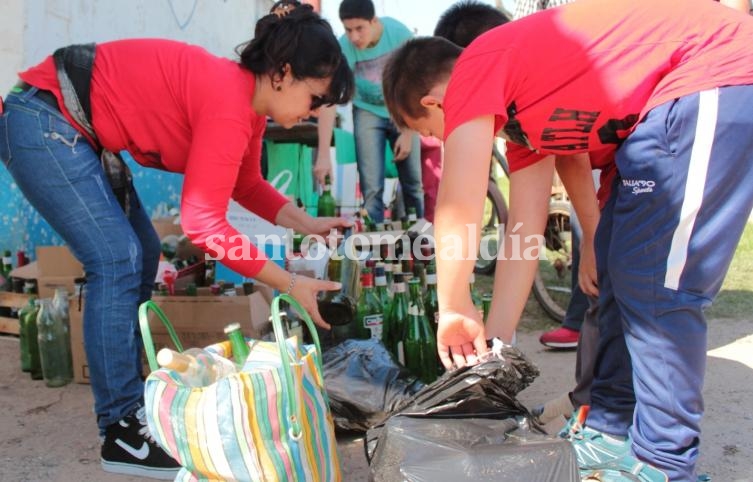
[
  {"xmin": 443, "ymin": 0, "xmax": 753, "ymax": 205},
  {"xmin": 20, "ymin": 39, "xmax": 289, "ymax": 277}
]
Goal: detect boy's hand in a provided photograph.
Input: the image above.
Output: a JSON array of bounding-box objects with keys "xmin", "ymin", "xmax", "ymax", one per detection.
[
  {"xmin": 393, "ymin": 131, "xmax": 413, "ymax": 161},
  {"xmin": 436, "ymin": 309, "xmax": 488, "ymax": 370},
  {"xmin": 578, "ymin": 238, "xmax": 599, "ymax": 297}
]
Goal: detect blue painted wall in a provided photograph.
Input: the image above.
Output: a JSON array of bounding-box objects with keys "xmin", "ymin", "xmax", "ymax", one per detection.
[{"xmin": 0, "ymin": 151, "xmax": 183, "ymax": 261}]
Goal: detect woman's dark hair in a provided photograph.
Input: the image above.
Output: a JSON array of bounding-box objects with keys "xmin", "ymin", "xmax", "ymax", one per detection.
[
  {"xmin": 237, "ymin": 5, "xmax": 354, "ymax": 106},
  {"xmin": 383, "ymin": 37, "xmax": 462, "ymax": 129},
  {"xmin": 339, "ymin": 0, "xmax": 375, "ymax": 21},
  {"xmin": 434, "ymin": 0, "xmax": 510, "ymax": 48}
]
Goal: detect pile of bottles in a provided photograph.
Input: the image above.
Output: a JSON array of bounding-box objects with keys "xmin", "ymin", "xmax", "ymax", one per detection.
[
  {"xmin": 156, "ymin": 322, "xmax": 250, "ymax": 387},
  {"xmin": 18, "ymin": 287, "xmax": 74, "ymax": 387}
]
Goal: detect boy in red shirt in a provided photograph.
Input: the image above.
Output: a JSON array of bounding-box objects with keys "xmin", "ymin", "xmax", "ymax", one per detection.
[{"xmin": 383, "ymin": 0, "xmax": 753, "ymax": 479}]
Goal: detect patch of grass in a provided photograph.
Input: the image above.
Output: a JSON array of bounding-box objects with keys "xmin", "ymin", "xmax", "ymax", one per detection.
[
  {"xmin": 706, "ymin": 222, "xmax": 753, "ymax": 319},
  {"xmin": 474, "ymin": 222, "xmax": 753, "ymax": 329}
]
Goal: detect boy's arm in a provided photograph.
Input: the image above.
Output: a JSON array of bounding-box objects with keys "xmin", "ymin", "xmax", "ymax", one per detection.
[
  {"xmin": 314, "ymin": 105, "xmax": 337, "ymax": 186},
  {"xmin": 555, "ymin": 153, "xmax": 600, "ymax": 295},
  {"xmin": 435, "ymin": 117, "xmax": 495, "ymax": 368},
  {"xmin": 485, "ymin": 154, "xmax": 555, "ymax": 343},
  {"xmin": 435, "ymin": 116, "xmax": 553, "ymax": 366}
]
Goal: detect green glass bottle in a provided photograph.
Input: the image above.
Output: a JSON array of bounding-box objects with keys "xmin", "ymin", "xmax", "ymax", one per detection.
[
  {"xmin": 424, "ymin": 263, "xmax": 439, "ymax": 336},
  {"xmin": 1, "ymin": 249, "xmax": 13, "ymax": 290},
  {"xmin": 374, "ymin": 264, "xmax": 392, "ymax": 313},
  {"xmin": 382, "ymin": 273, "xmax": 408, "ymax": 364},
  {"xmin": 469, "ymin": 273, "xmax": 483, "ymax": 314},
  {"xmin": 224, "ymin": 323, "xmax": 250, "ymax": 367},
  {"xmin": 18, "ymin": 297, "xmax": 38, "ymax": 373},
  {"xmin": 405, "ymin": 279, "xmax": 438, "ymax": 384},
  {"xmin": 0, "ymin": 250, "xmax": 13, "ymax": 318},
  {"xmin": 26, "ymin": 300, "xmax": 43, "ymax": 380},
  {"xmin": 318, "ymin": 229, "xmax": 359, "ymax": 327},
  {"xmin": 317, "ymin": 174, "xmax": 337, "ymax": 217},
  {"xmin": 355, "ymin": 269, "xmax": 383, "ymax": 340},
  {"xmin": 360, "ymin": 208, "xmax": 377, "ymax": 232},
  {"xmin": 482, "ymin": 294, "xmax": 493, "ymax": 324}
]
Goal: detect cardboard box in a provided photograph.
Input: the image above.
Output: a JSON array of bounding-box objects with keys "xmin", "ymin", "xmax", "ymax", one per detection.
[
  {"xmin": 9, "ymin": 246, "xmax": 84, "ymax": 299},
  {"xmin": 69, "ymin": 291, "xmax": 272, "ymax": 384}
]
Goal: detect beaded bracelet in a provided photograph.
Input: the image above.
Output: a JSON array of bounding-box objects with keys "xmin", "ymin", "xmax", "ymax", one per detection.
[{"xmin": 285, "ymin": 272, "xmax": 297, "ymax": 295}]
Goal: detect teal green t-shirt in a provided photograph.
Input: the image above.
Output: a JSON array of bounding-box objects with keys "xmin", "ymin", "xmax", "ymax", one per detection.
[{"xmin": 339, "ymin": 17, "xmax": 413, "ymax": 119}]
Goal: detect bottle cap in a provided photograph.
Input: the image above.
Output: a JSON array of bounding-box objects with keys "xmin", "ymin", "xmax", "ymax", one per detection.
[{"xmin": 224, "ymin": 322, "xmax": 242, "ymax": 334}]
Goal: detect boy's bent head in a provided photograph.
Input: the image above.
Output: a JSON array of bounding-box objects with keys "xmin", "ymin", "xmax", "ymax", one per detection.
[
  {"xmin": 434, "ymin": 0, "xmax": 510, "ymax": 47},
  {"xmin": 383, "ymin": 37, "xmax": 462, "ymax": 133},
  {"xmin": 339, "ymin": 0, "xmax": 375, "ymax": 21}
]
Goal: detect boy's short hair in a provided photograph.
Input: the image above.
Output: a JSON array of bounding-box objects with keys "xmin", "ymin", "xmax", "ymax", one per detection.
[
  {"xmin": 339, "ymin": 0, "xmax": 375, "ymax": 21},
  {"xmin": 434, "ymin": 0, "xmax": 510, "ymax": 47},
  {"xmin": 383, "ymin": 37, "xmax": 462, "ymax": 129}
]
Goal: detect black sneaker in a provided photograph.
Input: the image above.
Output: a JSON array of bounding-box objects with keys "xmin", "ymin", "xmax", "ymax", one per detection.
[{"xmin": 100, "ymin": 406, "xmax": 181, "ymax": 479}]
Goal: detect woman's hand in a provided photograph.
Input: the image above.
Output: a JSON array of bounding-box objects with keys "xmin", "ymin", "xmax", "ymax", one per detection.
[
  {"xmin": 393, "ymin": 131, "xmax": 414, "ymax": 161},
  {"xmin": 436, "ymin": 306, "xmax": 488, "ymax": 370},
  {"xmin": 288, "ymin": 274, "xmax": 340, "ymax": 329},
  {"xmin": 306, "ymin": 216, "xmax": 352, "ymax": 238}
]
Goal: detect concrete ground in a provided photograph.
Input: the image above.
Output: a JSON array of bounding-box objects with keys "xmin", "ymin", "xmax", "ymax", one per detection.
[{"xmin": 1, "ymin": 317, "xmax": 752, "ymax": 481}]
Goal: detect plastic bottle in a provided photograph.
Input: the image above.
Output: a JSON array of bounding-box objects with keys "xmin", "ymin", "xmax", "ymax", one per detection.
[
  {"xmin": 36, "ymin": 294, "xmax": 73, "ymax": 387},
  {"xmin": 157, "ymin": 347, "xmax": 237, "ymax": 386}
]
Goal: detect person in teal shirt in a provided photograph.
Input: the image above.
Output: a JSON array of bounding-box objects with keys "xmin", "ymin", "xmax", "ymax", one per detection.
[{"xmin": 316, "ymin": 0, "xmax": 423, "ymax": 223}]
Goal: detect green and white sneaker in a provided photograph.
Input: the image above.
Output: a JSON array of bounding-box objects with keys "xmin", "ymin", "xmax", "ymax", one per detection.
[{"xmin": 560, "ymin": 407, "xmax": 668, "ymax": 482}]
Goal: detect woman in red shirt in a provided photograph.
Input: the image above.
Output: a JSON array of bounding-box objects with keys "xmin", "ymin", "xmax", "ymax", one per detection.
[{"xmin": 0, "ymin": 6, "xmax": 352, "ymax": 479}]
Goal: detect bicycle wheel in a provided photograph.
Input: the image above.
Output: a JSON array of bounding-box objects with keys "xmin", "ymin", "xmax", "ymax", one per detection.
[
  {"xmin": 474, "ymin": 180, "xmax": 508, "ymax": 274},
  {"xmin": 532, "ymin": 200, "xmax": 573, "ymax": 321}
]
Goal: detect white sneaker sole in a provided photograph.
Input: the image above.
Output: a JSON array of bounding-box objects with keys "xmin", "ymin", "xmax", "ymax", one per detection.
[{"xmin": 101, "ymin": 459, "xmax": 180, "ymax": 480}]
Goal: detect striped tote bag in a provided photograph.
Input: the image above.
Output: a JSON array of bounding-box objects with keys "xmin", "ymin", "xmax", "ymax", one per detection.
[{"xmin": 139, "ymin": 295, "xmax": 342, "ymax": 482}]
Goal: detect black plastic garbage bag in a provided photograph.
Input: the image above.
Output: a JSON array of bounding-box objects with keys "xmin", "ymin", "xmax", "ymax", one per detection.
[
  {"xmin": 322, "ymin": 339, "xmax": 425, "ymax": 432},
  {"xmin": 365, "ymin": 343, "xmax": 579, "ymax": 482}
]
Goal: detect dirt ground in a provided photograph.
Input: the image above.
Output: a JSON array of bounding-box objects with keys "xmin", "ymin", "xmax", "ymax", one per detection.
[{"xmin": 1, "ymin": 317, "xmax": 752, "ymax": 482}]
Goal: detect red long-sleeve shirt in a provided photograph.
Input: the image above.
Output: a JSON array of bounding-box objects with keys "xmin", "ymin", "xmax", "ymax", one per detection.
[{"xmin": 20, "ymin": 39, "xmax": 289, "ymax": 277}]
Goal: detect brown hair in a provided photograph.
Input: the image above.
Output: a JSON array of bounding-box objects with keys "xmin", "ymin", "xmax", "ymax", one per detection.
[{"xmin": 382, "ymin": 37, "xmax": 462, "ymax": 129}]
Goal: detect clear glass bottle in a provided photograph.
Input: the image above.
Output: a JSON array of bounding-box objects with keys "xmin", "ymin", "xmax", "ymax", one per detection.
[{"xmin": 36, "ymin": 293, "xmax": 73, "ymax": 387}]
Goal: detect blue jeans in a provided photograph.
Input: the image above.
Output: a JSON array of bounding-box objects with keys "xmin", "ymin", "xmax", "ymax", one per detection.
[
  {"xmin": 562, "ymin": 208, "xmax": 589, "ymax": 331},
  {"xmin": 353, "ymin": 107, "xmax": 423, "ymax": 223},
  {"xmin": 0, "ymin": 88, "xmax": 161, "ymax": 433}
]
